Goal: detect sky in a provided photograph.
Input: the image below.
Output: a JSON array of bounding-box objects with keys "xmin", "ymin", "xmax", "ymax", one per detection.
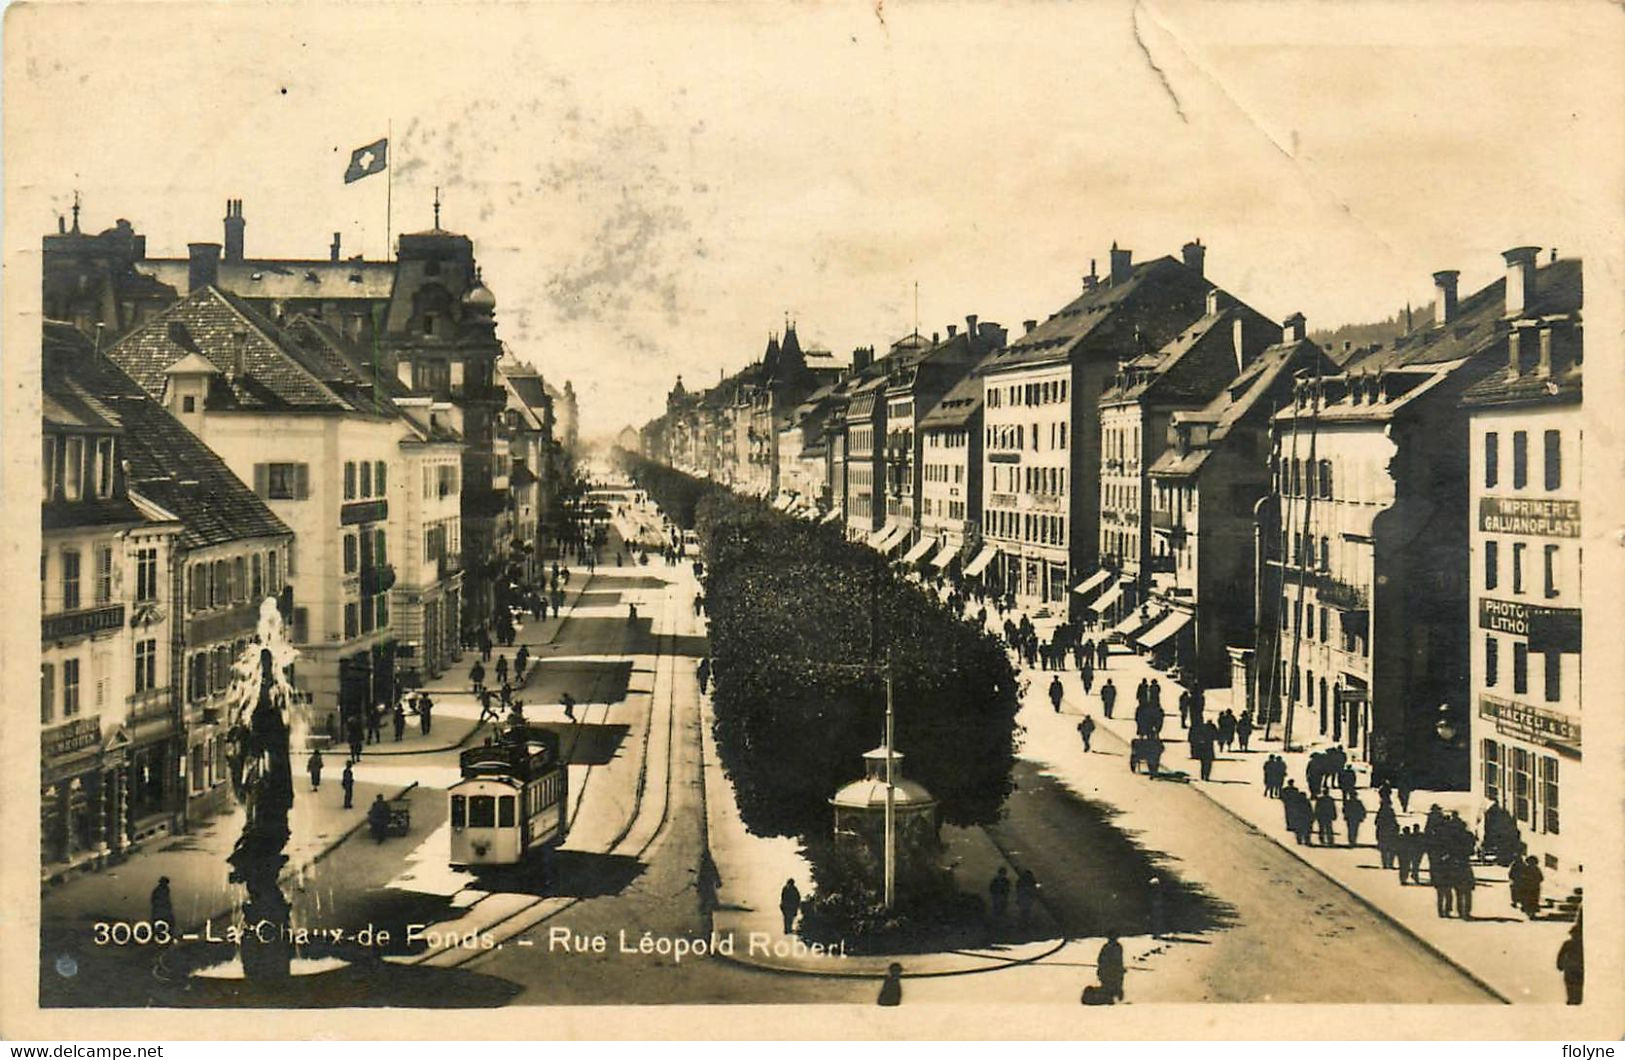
[{"xmin": 5, "ymin": 0, "xmax": 1621, "ymax": 438}]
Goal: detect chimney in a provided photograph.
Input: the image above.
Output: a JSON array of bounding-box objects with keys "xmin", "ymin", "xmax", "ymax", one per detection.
[
  {"xmin": 1502, "ymin": 246, "xmax": 1540, "ymax": 317},
  {"xmin": 932, "ymin": 331, "xmax": 940, "ymax": 345},
  {"xmin": 1182, "ymin": 239, "xmax": 1206, "ymax": 277},
  {"xmin": 223, "ymin": 200, "xmax": 245, "ymax": 263},
  {"xmin": 231, "ymin": 329, "xmax": 249, "ymax": 378},
  {"xmin": 57, "ymin": 215, "xmax": 66, "ymax": 234},
  {"xmin": 965, "ymin": 314, "xmax": 979, "ymax": 339},
  {"xmin": 1109, "ymin": 243, "xmax": 1133, "ymax": 285},
  {"xmin": 1537, "ymin": 325, "xmax": 1554, "ymax": 378},
  {"xmin": 187, "ymin": 242, "xmax": 221, "ymax": 293},
  {"xmin": 1432, "ymin": 270, "xmax": 1459, "ymax": 325},
  {"xmin": 1083, "ymin": 259, "xmax": 1098, "ymax": 291},
  {"xmin": 946, "ymin": 324, "xmax": 958, "ymax": 338},
  {"xmin": 330, "ymin": 232, "xmax": 342, "ymax": 262},
  {"xmin": 852, "ymin": 346, "xmax": 873, "ymax": 373},
  {"xmin": 1023, "ymin": 319, "xmax": 1038, "ymax": 335},
  {"xmin": 1206, "ymin": 288, "xmax": 1230, "ymax": 316},
  {"xmin": 1282, "ymin": 312, "xmax": 1307, "ymax": 343}
]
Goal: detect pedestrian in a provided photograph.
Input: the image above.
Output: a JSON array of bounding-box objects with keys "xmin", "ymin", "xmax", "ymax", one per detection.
[
  {"xmin": 1097, "ymin": 640, "xmax": 1108, "ymax": 669},
  {"xmin": 1149, "ymin": 679, "xmax": 1162, "ymax": 713},
  {"xmin": 470, "ymin": 660, "xmax": 486, "ymax": 695},
  {"xmin": 1338, "ymin": 764, "xmax": 1358, "ymax": 799},
  {"xmin": 1101, "ymin": 679, "xmax": 1117, "ymax": 719},
  {"xmin": 877, "ymin": 962, "xmax": 904, "ymax": 1007},
  {"xmin": 478, "ymin": 688, "xmax": 500, "ymax": 725},
  {"xmin": 1518, "ymin": 855, "xmax": 1544, "ymax": 919},
  {"xmin": 1452, "ymin": 856, "xmax": 1477, "ymax": 919},
  {"xmin": 346, "ymin": 715, "xmax": 365, "ymax": 763},
  {"xmin": 1556, "ymin": 919, "xmax": 1584, "ymax": 1005},
  {"xmin": 1397, "ymin": 779, "xmax": 1412, "ymax": 814},
  {"xmin": 1262, "ymin": 755, "xmax": 1276, "ymax": 796},
  {"xmin": 495, "ymin": 654, "xmax": 508, "ymax": 686},
  {"xmin": 779, "ymin": 878, "xmax": 802, "ymax": 934},
  {"xmin": 1015, "ymin": 869, "xmax": 1039, "ymax": 929},
  {"xmin": 1236, "ymin": 711, "xmax": 1254, "ymax": 752},
  {"xmin": 307, "ymin": 747, "xmax": 324, "ymax": 791},
  {"xmin": 560, "ymin": 690, "xmax": 577, "ymax": 722},
  {"xmin": 697, "ymin": 656, "xmax": 711, "ymax": 695},
  {"xmin": 366, "ymin": 703, "xmax": 383, "ymax": 745},
  {"xmin": 1128, "ymin": 737, "xmax": 1143, "ymax": 774},
  {"xmin": 392, "ymin": 702, "xmax": 407, "ymax": 742},
  {"xmin": 1375, "ymin": 799, "xmax": 1399, "ymax": 868},
  {"xmin": 1342, "ymin": 793, "xmax": 1367, "ymax": 846},
  {"xmin": 1096, "ymin": 935, "xmax": 1126, "ymax": 1003},
  {"xmin": 367, "ymin": 794, "xmax": 391, "ymax": 843},
  {"xmin": 341, "ymin": 761, "xmax": 355, "ymax": 808},
  {"xmin": 1313, "ymin": 791, "xmax": 1337, "ymax": 845},
  {"xmin": 1217, "ymin": 709, "xmax": 1236, "ymax": 752},
  {"xmin": 989, "ymin": 866, "xmax": 1012, "ymax": 919},
  {"xmin": 1190, "ymin": 722, "xmax": 1215, "ymax": 781},
  {"xmin": 1177, "ymin": 688, "xmax": 1190, "ymax": 729},
  {"xmin": 479, "ymin": 629, "xmax": 492, "ymax": 663},
  {"xmin": 697, "ymin": 851, "xmax": 724, "ymax": 914},
  {"xmin": 1048, "ymin": 675, "xmax": 1064, "ymax": 713},
  {"xmin": 1282, "ymin": 781, "xmax": 1308, "ymax": 844},
  {"xmin": 1143, "ymin": 735, "xmax": 1164, "ymax": 778},
  {"xmin": 1080, "ymin": 663, "xmax": 1094, "ymax": 696},
  {"xmin": 516, "ymin": 645, "xmax": 530, "ymax": 682},
  {"xmin": 419, "ymin": 694, "xmax": 434, "ymax": 736},
  {"xmin": 1078, "ymin": 715, "xmax": 1095, "ymax": 753},
  {"xmin": 150, "ymin": 876, "xmax": 175, "ymax": 935}
]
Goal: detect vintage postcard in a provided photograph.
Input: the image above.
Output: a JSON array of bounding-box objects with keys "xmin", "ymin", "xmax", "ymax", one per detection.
[{"xmin": 2, "ymin": 0, "xmax": 1621, "ymax": 1042}]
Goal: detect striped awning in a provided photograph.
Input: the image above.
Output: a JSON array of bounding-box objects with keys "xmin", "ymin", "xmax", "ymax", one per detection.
[
  {"xmin": 1136, "ymin": 609, "xmax": 1192, "ymax": 649},
  {"xmin": 877, "ymin": 524, "xmax": 913, "ymax": 555},
  {"xmin": 819, "ymin": 508, "xmax": 843, "ymax": 525},
  {"xmin": 901, "ymin": 536, "xmax": 937, "ymax": 564},
  {"xmin": 1072, "ymin": 568, "xmax": 1114, "ymax": 596},
  {"xmin": 868, "ymin": 520, "xmax": 900, "ymax": 549},
  {"xmin": 929, "ymin": 539, "xmax": 959, "ymax": 568},
  {"xmin": 1111, "ymin": 607, "xmax": 1163, "ymax": 639},
  {"xmin": 1088, "ymin": 583, "xmax": 1124, "ymax": 615},
  {"xmin": 963, "ymin": 544, "xmax": 999, "ymax": 578}
]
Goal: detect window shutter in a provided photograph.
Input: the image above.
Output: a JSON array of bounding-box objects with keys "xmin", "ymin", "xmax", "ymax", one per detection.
[
  {"xmin": 295, "ymin": 463, "xmax": 311, "ymax": 499},
  {"xmin": 254, "ymin": 463, "xmax": 269, "ymax": 498}
]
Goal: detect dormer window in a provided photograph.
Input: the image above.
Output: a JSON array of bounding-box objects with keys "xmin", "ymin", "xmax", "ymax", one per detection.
[
  {"xmin": 182, "ymin": 396, "xmax": 196, "ymax": 413},
  {"xmin": 423, "ymin": 313, "xmax": 437, "ymax": 337}
]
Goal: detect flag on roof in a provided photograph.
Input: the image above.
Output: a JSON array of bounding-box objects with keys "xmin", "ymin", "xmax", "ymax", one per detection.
[{"xmin": 344, "ymin": 138, "xmax": 388, "ymax": 184}]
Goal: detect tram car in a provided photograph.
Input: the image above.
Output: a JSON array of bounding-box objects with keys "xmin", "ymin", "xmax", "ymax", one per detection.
[{"xmin": 449, "ymin": 723, "xmax": 568, "ymax": 869}]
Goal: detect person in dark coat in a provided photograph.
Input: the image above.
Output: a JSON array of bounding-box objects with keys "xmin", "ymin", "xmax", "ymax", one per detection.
[
  {"xmin": 1178, "ymin": 688, "xmax": 1192, "ymax": 729},
  {"xmin": 341, "ymin": 761, "xmax": 355, "ymax": 808},
  {"xmin": 989, "ymin": 867, "xmax": 1012, "ymax": 919},
  {"xmin": 469, "ymin": 660, "xmax": 486, "ymax": 696},
  {"xmin": 1281, "ymin": 781, "xmax": 1309, "ymax": 844},
  {"xmin": 150, "ymin": 876, "xmax": 175, "ymax": 935},
  {"xmin": 779, "ymin": 879, "xmax": 802, "ymax": 934},
  {"xmin": 560, "ymin": 690, "xmax": 578, "ymax": 722},
  {"xmin": 1236, "ymin": 711, "xmax": 1253, "ymax": 752},
  {"xmin": 307, "ymin": 748, "xmax": 324, "ymax": 791},
  {"xmin": 1514, "ymin": 855, "xmax": 1544, "ymax": 919},
  {"xmin": 1080, "ymin": 664, "xmax": 1094, "ymax": 696},
  {"xmin": 877, "ymin": 962, "xmax": 904, "ymax": 1007},
  {"xmin": 1374, "ymin": 798, "xmax": 1400, "ymax": 867},
  {"xmin": 1015, "ymin": 869, "xmax": 1039, "ymax": 929},
  {"xmin": 1342, "ymin": 793, "xmax": 1367, "ymax": 846},
  {"xmin": 1216, "ymin": 709, "xmax": 1236, "ymax": 752},
  {"xmin": 418, "ymin": 694, "xmax": 434, "ymax": 736},
  {"xmin": 392, "ymin": 702, "xmax": 407, "ymax": 742},
  {"xmin": 696, "ymin": 656, "xmax": 711, "ymax": 695},
  {"xmin": 1313, "ymin": 792, "xmax": 1337, "ymax": 845},
  {"xmin": 1096, "ymin": 640, "xmax": 1109, "ymax": 669},
  {"xmin": 347, "ymin": 720, "xmax": 365, "ymax": 763},
  {"xmin": 1096, "ymin": 935, "xmax": 1125, "ymax": 1002},
  {"xmin": 1100, "ymin": 679, "xmax": 1117, "ymax": 719},
  {"xmin": 1556, "ymin": 919, "xmax": 1583, "ymax": 1005},
  {"xmin": 1143, "ymin": 735, "xmax": 1164, "ymax": 778},
  {"xmin": 366, "ymin": 703, "xmax": 383, "ymax": 745},
  {"xmin": 1048, "ymin": 675, "xmax": 1064, "ymax": 713},
  {"xmin": 1189, "ymin": 722, "xmax": 1216, "ymax": 781},
  {"xmin": 1077, "ymin": 715, "xmax": 1095, "ymax": 752},
  {"xmin": 479, "ymin": 629, "xmax": 492, "ymax": 662},
  {"xmin": 494, "ymin": 654, "xmax": 508, "ymax": 687},
  {"xmin": 367, "ymin": 794, "xmax": 391, "ymax": 843}
]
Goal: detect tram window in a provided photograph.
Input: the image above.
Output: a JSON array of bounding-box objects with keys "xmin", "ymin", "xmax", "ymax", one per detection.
[
  {"xmin": 469, "ymin": 795, "xmax": 496, "ymax": 828},
  {"xmin": 450, "ymin": 795, "xmax": 466, "ymax": 828},
  {"xmin": 499, "ymin": 795, "xmax": 516, "ymax": 827}
]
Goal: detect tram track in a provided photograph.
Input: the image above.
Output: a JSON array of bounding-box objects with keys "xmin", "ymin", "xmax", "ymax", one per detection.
[{"xmin": 407, "ymin": 544, "xmax": 687, "ymax": 969}]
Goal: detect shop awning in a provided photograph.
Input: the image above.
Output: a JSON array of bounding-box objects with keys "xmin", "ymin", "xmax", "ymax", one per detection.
[
  {"xmin": 867, "ymin": 520, "xmax": 899, "ymax": 548},
  {"xmin": 1136, "ymin": 609, "xmax": 1192, "ymax": 650},
  {"xmin": 878, "ymin": 524, "xmax": 913, "ymax": 555},
  {"xmin": 930, "ymin": 539, "xmax": 959, "ymax": 568},
  {"xmin": 963, "ymin": 545, "xmax": 999, "ymax": 578},
  {"xmin": 820, "ymin": 508, "xmax": 843, "ymax": 525},
  {"xmin": 902, "ymin": 536, "xmax": 938, "ymax": 564},
  {"xmin": 1088, "ymin": 583, "xmax": 1124, "ymax": 614},
  {"xmin": 1072, "ymin": 569, "xmax": 1114, "ymax": 596},
  {"xmin": 1111, "ymin": 607, "xmax": 1163, "ymax": 639}
]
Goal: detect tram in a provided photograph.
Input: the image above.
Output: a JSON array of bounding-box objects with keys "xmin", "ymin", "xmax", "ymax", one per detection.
[{"xmin": 448, "ymin": 723, "xmax": 568, "ymax": 869}]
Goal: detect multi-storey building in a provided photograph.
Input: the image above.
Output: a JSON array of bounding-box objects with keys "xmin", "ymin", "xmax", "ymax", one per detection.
[
  {"xmin": 917, "ymin": 370, "xmax": 985, "ymax": 570},
  {"xmin": 974, "ymin": 243, "xmax": 1215, "ymax": 610},
  {"xmin": 844, "ymin": 372, "xmax": 889, "ymax": 541},
  {"xmin": 1096, "ymin": 290, "xmax": 1280, "ymax": 636},
  {"xmin": 41, "ymin": 325, "xmax": 184, "ymax": 876},
  {"xmin": 1257, "ymin": 251, "xmax": 1581, "ymax": 791},
  {"xmin": 1463, "ymin": 254, "xmax": 1583, "ymax": 889},
  {"xmin": 1146, "ymin": 332, "xmax": 1337, "ymax": 692}
]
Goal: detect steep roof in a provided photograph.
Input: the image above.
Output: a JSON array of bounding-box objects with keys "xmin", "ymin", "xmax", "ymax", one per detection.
[
  {"xmin": 138, "ymin": 259, "xmax": 397, "ymax": 302},
  {"xmin": 918, "ymin": 371, "xmax": 984, "ymax": 431}
]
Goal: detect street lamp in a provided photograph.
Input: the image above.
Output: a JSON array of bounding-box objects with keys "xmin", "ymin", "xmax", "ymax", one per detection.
[{"xmin": 1434, "ymin": 703, "xmax": 1457, "ymax": 744}]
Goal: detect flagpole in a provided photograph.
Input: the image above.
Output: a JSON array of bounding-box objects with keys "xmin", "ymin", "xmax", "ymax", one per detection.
[{"xmin": 385, "ymin": 118, "xmax": 394, "ymax": 261}]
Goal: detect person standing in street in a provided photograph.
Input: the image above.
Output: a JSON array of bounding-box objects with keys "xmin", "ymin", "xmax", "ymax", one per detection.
[
  {"xmin": 697, "ymin": 656, "xmax": 711, "ymax": 695},
  {"xmin": 479, "ymin": 628, "xmax": 492, "ymax": 663},
  {"xmin": 392, "ymin": 702, "xmax": 407, "ymax": 742},
  {"xmin": 366, "ymin": 703, "xmax": 383, "ymax": 745},
  {"xmin": 1189, "ymin": 721, "xmax": 1215, "ymax": 781},
  {"xmin": 1557, "ymin": 918, "xmax": 1584, "ymax": 1004},
  {"xmin": 150, "ymin": 876, "xmax": 175, "ymax": 936},
  {"xmin": 1096, "ymin": 640, "xmax": 1109, "ymax": 670},
  {"xmin": 307, "ymin": 747, "xmax": 324, "ymax": 791},
  {"xmin": 1374, "ymin": 796, "xmax": 1399, "ymax": 868},
  {"xmin": 989, "ymin": 867, "xmax": 1012, "ymax": 920},
  {"xmin": 779, "ymin": 878, "xmax": 802, "ymax": 934},
  {"xmin": 560, "ymin": 690, "xmax": 578, "ymax": 722},
  {"xmin": 341, "ymin": 761, "xmax": 355, "ymax": 808},
  {"xmin": 1078, "ymin": 715, "xmax": 1095, "ymax": 753},
  {"xmin": 347, "ymin": 717, "xmax": 365, "ymax": 764},
  {"xmin": 495, "ymin": 653, "xmax": 508, "ymax": 687},
  {"xmin": 1178, "ymin": 688, "xmax": 1191, "ymax": 729},
  {"xmin": 1096, "ymin": 935, "xmax": 1125, "ymax": 1003},
  {"xmin": 1101, "ymin": 678, "xmax": 1117, "ymax": 719},
  {"xmin": 1236, "ymin": 711, "xmax": 1254, "ymax": 752},
  {"xmin": 419, "ymin": 693, "xmax": 434, "ymax": 736},
  {"xmin": 1313, "ymin": 791, "xmax": 1338, "ymax": 845},
  {"xmin": 367, "ymin": 794, "xmax": 391, "ymax": 843},
  {"xmin": 1342, "ymin": 793, "xmax": 1367, "ymax": 846},
  {"xmin": 1048, "ymin": 675, "xmax": 1064, "ymax": 713},
  {"xmin": 1080, "ymin": 662, "xmax": 1094, "ymax": 696},
  {"xmin": 470, "ymin": 660, "xmax": 486, "ymax": 696},
  {"xmin": 877, "ymin": 963, "xmax": 904, "ymax": 1007}
]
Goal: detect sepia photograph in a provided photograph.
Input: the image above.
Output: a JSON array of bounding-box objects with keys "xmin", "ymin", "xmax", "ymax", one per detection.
[{"xmin": 2, "ymin": 0, "xmax": 1621, "ymax": 1042}]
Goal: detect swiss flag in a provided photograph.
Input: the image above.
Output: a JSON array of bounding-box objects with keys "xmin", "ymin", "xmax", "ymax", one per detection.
[{"xmin": 344, "ymin": 138, "xmax": 388, "ymax": 184}]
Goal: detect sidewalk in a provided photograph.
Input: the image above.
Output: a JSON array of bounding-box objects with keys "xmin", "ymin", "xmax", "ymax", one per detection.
[{"xmin": 967, "ymin": 588, "xmax": 1570, "ymax": 1003}]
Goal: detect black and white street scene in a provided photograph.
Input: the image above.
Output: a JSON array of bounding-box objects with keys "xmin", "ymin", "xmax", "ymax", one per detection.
[{"xmin": 9, "ymin": 0, "xmax": 1622, "ymax": 1036}]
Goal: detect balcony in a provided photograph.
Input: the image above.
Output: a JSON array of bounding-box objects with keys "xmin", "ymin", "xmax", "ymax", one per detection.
[
  {"xmin": 437, "ymin": 553, "xmax": 463, "ymax": 580},
  {"xmin": 42, "ymin": 603, "xmax": 125, "ymax": 642},
  {"xmin": 1316, "ymin": 574, "xmax": 1369, "ymax": 611},
  {"xmin": 341, "ymin": 498, "xmax": 389, "ymax": 526}
]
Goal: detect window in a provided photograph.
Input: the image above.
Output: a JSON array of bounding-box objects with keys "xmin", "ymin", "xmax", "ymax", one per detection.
[
  {"xmin": 41, "ymin": 664, "xmax": 54, "ymax": 724},
  {"xmin": 1512, "ymin": 431, "xmax": 1528, "ymax": 489},
  {"xmin": 1544, "ymin": 430, "xmax": 1561, "ymax": 491},
  {"xmin": 263, "ymin": 463, "xmax": 306, "ymax": 500},
  {"xmin": 96, "ymin": 546, "xmax": 114, "ymax": 604},
  {"xmin": 267, "ymin": 551, "xmax": 279, "ymax": 592},
  {"xmin": 1544, "ymin": 545, "xmax": 1558, "ymax": 598},
  {"xmin": 292, "ymin": 607, "xmax": 309, "ymax": 644},
  {"xmin": 1320, "ymin": 606, "xmax": 1329, "ymax": 643},
  {"xmin": 232, "ymin": 556, "xmax": 246, "ymax": 603},
  {"xmin": 1484, "ymin": 432, "xmax": 1499, "ymax": 488},
  {"xmin": 1512, "ymin": 641, "xmax": 1528, "ymax": 695},
  {"xmin": 344, "ymin": 603, "xmax": 359, "ymax": 640},
  {"xmin": 374, "ymin": 528, "xmax": 387, "ymax": 566},
  {"xmin": 213, "ymin": 559, "xmax": 227, "ymax": 607},
  {"xmin": 498, "ymin": 795, "xmax": 516, "ymax": 827},
  {"xmin": 375, "ymin": 461, "xmax": 388, "ymax": 495},
  {"xmin": 61, "ymin": 549, "xmax": 81, "ymax": 611},
  {"xmin": 360, "ymin": 595, "xmax": 375, "ymax": 634},
  {"xmin": 450, "ymin": 795, "xmax": 466, "ymax": 828},
  {"xmin": 1511, "ymin": 747, "xmax": 1532, "ymax": 822},
  {"xmin": 1484, "ymin": 541, "xmax": 1498, "ymax": 590},
  {"xmin": 182, "ymin": 395, "xmax": 196, "ymax": 413},
  {"xmin": 43, "ymin": 437, "xmax": 58, "ymax": 500},
  {"xmin": 360, "ymin": 460, "xmax": 373, "ymax": 498},
  {"xmin": 1544, "ymin": 650, "xmax": 1561, "ymax": 702},
  {"xmin": 344, "ymin": 461, "xmax": 357, "ymax": 500},
  {"xmin": 1540, "ymin": 757, "xmax": 1559, "ymax": 834},
  {"xmin": 1485, "ymin": 635, "xmax": 1498, "ymax": 687},
  {"xmin": 95, "ymin": 437, "xmax": 115, "ymax": 497},
  {"xmin": 64, "ymin": 436, "xmax": 84, "ymax": 500},
  {"xmin": 1305, "ymin": 606, "xmax": 1314, "ymax": 640},
  {"xmin": 135, "ymin": 638, "xmax": 157, "ymax": 693},
  {"xmin": 136, "ymin": 547, "xmax": 158, "ymax": 603},
  {"xmin": 1512, "ymin": 543, "xmax": 1525, "ymax": 594},
  {"xmin": 1320, "ymin": 459, "xmax": 1333, "ymax": 500},
  {"xmin": 1482, "ymin": 739, "xmax": 1502, "ymax": 804},
  {"xmin": 468, "ymin": 795, "xmax": 495, "ymax": 828},
  {"xmin": 251, "ymin": 554, "xmax": 263, "ymax": 599},
  {"xmin": 343, "ymin": 534, "xmax": 358, "ymax": 574},
  {"xmin": 62, "ymin": 659, "xmax": 80, "ymax": 716}
]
